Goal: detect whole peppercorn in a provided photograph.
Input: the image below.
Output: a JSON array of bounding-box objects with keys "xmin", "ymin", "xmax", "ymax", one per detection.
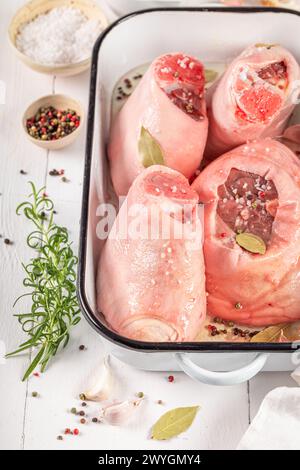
[
  {"xmin": 49, "ymin": 169, "xmax": 60, "ymax": 176},
  {"xmin": 26, "ymin": 106, "xmax": 81, "ymax": 142},
  {"xmin": 79, "ymin": 410, "xmax": 85, "ymax": 416},
  {"xmin": 71, "ymin": 407, "xmax": 77, "ymax": 414},
  {"xmin": 92, "ymin": 417, "xmax": 98, "ymax": 423},
  {"xmin": 79, "ymin": 393, "xmax": 86, "ymax": 401},
  {"xmin": 57, "ymin": 435, "xmax": 63, "ymax": 440},
  {"xmin": 80, "ymin": 418, "xmax": 86, "ymax": 424},
  {"xmin": 79, "ymin": 345, "xmax": 85, "ymax": 351},
  {"xmin": 32, "ymin": 391, "xmax": 38, "ymax": 397}
]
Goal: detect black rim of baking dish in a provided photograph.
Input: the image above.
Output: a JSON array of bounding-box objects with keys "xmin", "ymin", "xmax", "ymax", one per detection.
[{"xmin": 78, "ymin": 6, "xmax": 300, "ymax": 353}]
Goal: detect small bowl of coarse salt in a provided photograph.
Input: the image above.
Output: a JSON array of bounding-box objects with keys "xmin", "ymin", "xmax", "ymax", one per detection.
[
  {"xmin": 8, "ymin": 0, "xmax": 108, "ymax": 76},
  {"xmin": 22, "ymin": 94, "xmax": 84, "ymax": 150}
]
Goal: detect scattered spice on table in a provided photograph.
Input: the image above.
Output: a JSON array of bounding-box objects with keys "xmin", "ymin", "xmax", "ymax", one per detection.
[
  {"xmin": 79, "ymin": 393, "xmax": 86, "ymax": 401},
  {"xmin": 79, "ymin": 410, "xmax": 85, "ymax": 416},
  {"xmin": 79, "ymin": 344, "xmax": 85, "ymax": 351},
  {"xmin": 4, "ymin": 238, "xmax": 12, "ymax": 245},
  {"xmin": 32, "ymin": 391, "xmax": 38, "ymax": 397},
  {"xmin": 73, "ymin": 428, "xmax": 79, "ymax": 436},
  {"xmin": 20, "ymin": 169, "xmax": 27, "ymax": 175},
  {"xmin": 26, "ymin": 106, "xmax": 81, "ymax": 142},
  {"xmin": 80, "ymin": 418, "xmax": 86, "ymax": 424},
  {"xmin": 81, "ymin": 402, "xmax": 87, "ymax": 407},
  {"xmin": 71, "ymin": 407, "xmax": 77, "ymax": 415},
  {"xmin": 49, "ymin": 169, "xmax": 64, "ymax": 176},
  {"xmin": 157, "ymin": 400, "xmax": 164, "ymax": 405},
  {"xmin": 136, "ymin": 391, "xmax": 144, "ymax": 398},
  {"xmin": 64, "ymin": 428, "xmax": 71, "ymax": 435},
  {"xmin": 168, "ymin": 375, "xmax": 174, "ymax": 383},
  {"xmin": 57, "ymin": 435, "xmax": 63, "ymax": 441},
  {"xmin": 33, "ymin": 372, "xmax": 40, "ymax": 377},
  {"xmin": 92, "ymin": 417, "xmax": 98, "ymax": 423}
]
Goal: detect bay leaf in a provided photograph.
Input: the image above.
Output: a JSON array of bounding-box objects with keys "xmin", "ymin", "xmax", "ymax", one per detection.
[
  {"xmin": 205, "ymin": 69, "xmax": 218, "ymax": 84},
  {"xmin": 255, "ymin": 43, "xmax": 277, "ymax": 50},
  {"xmin": 138, "ymin": 126, "xmax": 164, "ymax": 168},
  {"xmin": 151, "ymin": 406, "xmax": 200, "ymax": 441},
  {"xmin": 251, "ymin": 323, "xmax": 292, "ymax": 343},
  {"xmin": 236, "ymin": 232, "xmax": 266, "ymax": 255}
]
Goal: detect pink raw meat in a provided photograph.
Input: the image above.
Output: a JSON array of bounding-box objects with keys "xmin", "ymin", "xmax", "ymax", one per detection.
[
  {"xmin": 205, "ymin": 44, "xmax": 300, "ymax": 161},
  {"xmin": 192, "ymin": 139, "xmax": 300, "ymax": 326},
  {"xmin": 109, "ymin": 53, "xmax": 208, "ymax": 196},
  {"xmin": 97, "ymin": 165, "xmax": 206, "ymax": 341}
]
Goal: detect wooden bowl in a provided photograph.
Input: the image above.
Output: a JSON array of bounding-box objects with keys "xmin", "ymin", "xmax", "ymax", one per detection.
[
  {"xmin": 8, "ymin": 0, "xmax": 108, "ymax": 76},
  {"xmin": 22, "ymin": 94, "xmax": 84, "ymax": 150}
]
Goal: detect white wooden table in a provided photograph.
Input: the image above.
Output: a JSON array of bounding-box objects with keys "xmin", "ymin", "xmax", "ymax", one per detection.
[{"xmin": 0, "ymin": 0, "xmax": 296, "ymax": 451}]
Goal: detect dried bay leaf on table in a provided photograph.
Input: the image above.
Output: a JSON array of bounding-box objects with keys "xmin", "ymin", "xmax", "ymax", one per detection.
[{"xmin": 151, "ymin": 406, "xmax": 200, "ymax": 441}]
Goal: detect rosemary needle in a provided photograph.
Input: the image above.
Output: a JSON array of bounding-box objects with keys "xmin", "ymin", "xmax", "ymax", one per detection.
[{"xmin": 6, "ymin": 182, "xmax": 81, "ymax": 381}]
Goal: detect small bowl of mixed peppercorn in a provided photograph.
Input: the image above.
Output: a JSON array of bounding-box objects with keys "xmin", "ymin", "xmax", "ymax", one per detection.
[{"xmin": 22, "ymin": 94, "xmax": 84, "ymax": 150}]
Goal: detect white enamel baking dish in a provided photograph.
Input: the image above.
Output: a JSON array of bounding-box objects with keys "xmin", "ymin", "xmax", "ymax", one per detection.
[
  {"xmin": 78, "ymin": 6, "xmax": 300, "ymax": 386},
  {"xmin": 104, "ymin": 1, "xmax": 220, "ymax": 17}
]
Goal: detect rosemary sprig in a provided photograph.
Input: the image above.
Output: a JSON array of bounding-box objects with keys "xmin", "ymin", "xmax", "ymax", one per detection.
[{"xmin": 6, "ymin": 182, "xmax": 81, "ymax": 381}]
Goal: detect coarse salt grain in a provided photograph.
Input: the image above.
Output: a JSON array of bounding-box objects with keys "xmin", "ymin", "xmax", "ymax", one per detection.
[{"xmin": 16, "ymin": 7, "xmax": 104, "ymax": 65}]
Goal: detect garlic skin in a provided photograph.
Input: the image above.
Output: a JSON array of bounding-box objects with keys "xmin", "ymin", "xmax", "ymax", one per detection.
[
  {"xmin": 291, "ymin": 366, "xmax": 300, "ymax": 386},
  {"xmin": 83, "ymin": 356, "xmax": 113, "ymax": 401},
  {"xmin": 99, "ymin": 398, "xmax": 143, "ymax": 426}
]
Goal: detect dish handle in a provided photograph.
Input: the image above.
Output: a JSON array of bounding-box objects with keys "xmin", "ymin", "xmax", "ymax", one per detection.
[{"xmin": 174, "ymin": 352, "xmax": 269, "ymax": 386}]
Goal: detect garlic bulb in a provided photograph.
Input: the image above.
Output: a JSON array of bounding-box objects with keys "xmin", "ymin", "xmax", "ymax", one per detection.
[
  {"xmin": 83, "ymin": 356, "xmax": 113, "ymax": 401},
  {"xmin": 99, "ymin": 398, "xmax": 143, "ymax": 426}
]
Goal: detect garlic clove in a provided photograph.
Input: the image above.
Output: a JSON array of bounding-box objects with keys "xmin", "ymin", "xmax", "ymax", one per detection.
[
  {"xmin": 99, "ymin": 398, "xmax": 143, "ymax": 426},
  {"xmin": 83, "ymin": 355, "xmax": 113, "ymax": 402}
]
